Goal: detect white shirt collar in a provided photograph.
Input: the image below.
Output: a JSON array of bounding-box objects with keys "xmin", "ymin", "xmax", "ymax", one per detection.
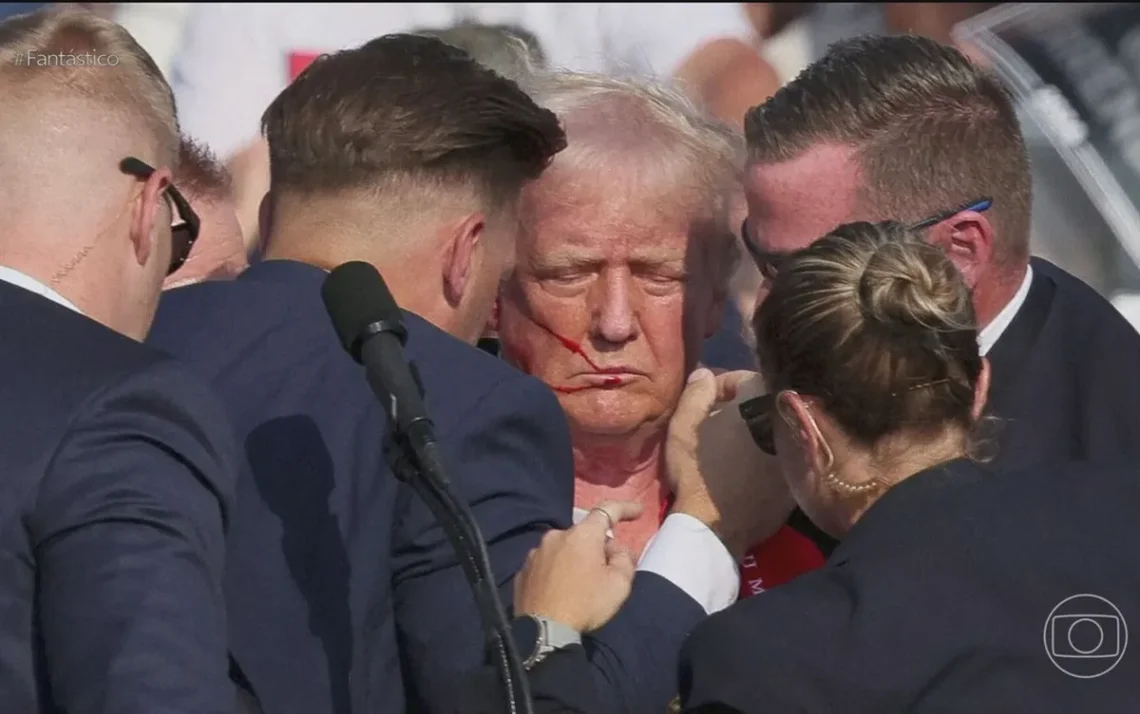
[
  {"xmin": 978, "ymin": 264, "xmax": 1033, "ymax": 357},
  {"xmin": 0, "ymin": 264, "xmax": 82, "ymax": 314}
]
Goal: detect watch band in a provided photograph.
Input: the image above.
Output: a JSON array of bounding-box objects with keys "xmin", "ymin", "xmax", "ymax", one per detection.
[{"xmin": 517, "ymin": 615, "xmax": 582, "ymax": 670}]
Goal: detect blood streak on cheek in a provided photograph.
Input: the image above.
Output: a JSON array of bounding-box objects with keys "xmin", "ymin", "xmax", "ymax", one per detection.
[
  {"xmin": 537, "ymin": 324, "xmax": 625, "ymax": 382},
  {"xmin": 506, "ymin": 320, "xmax": 625, "ymax": 393}
]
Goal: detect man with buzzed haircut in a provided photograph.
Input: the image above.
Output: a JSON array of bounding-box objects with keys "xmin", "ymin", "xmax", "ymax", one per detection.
[{"xmin": 0, "ymin": 7, "xmax": 237, "ymax": 714}]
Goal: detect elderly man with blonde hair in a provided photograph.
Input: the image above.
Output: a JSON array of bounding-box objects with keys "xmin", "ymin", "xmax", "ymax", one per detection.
[
  {"xmin": 496, "ymin": 70, "xmax": 825, "ymax": 602},
  {"xmin": 0, "ymin": 6, "xmax": 239, "ymax": 714}
]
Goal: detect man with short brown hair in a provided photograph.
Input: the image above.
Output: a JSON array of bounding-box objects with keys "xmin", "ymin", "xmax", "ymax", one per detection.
[
  {"xmin": 148, "ymin": 33, "xmax": 570, "ymax": 714},
  {"xmin": 743, "ymin": 34, "xmax": 1140, "ymax": 553},
  {"xmin": 0, "ymin": 7, "xmax": 237, "ymax": 713}
]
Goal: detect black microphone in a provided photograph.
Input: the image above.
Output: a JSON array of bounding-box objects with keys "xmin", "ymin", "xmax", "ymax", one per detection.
[
  {"xmin": 322, "ymin": 261, "xmax": 435, "ymax": 462},
  {"xmin": 322, "ymin": 261, "xmax": 534, "ymax": 714}
]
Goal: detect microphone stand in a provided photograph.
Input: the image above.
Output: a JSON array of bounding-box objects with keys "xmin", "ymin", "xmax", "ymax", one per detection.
[{"xmin": 383, "ymin": 384, "xmax": 535, "ymax": 714}]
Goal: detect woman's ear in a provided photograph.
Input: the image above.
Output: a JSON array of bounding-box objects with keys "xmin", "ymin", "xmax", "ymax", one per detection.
[
  {"xmin": 775, "ymin": 391, "xmax": 812, "ymax": 446},
  {"xmin": 971, "ymin": 357, "xmax": 991, "ymax": 422},
  {"xmin": 776, "ymin": 390, "xmax": 835, "ymax": 477}
]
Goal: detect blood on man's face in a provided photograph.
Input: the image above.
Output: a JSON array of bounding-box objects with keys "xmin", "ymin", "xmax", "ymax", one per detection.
[{"xmin": 497, "ymin": 170, "xmax": 722, "ymax": 438}]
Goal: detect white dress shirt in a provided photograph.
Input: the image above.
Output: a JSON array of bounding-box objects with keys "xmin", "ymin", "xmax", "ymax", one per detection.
[
  {"xmin": 978, "ymin": 265, "xmax": 1034, "ymax": 356},
  {"xmin": 573, "ymin": 507, "xmax": 739, "ymax": 615},
  {"xmin": 0, "ymin": 265, "xmax": 81, "ymax": 314}
]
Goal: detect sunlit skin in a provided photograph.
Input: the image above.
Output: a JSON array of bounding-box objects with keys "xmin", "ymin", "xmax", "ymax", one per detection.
[
  {"xmin": 497, "ymin": 160, "xmax": 723, "ymax": 556},
  {"xmin": 163, "ymin": 191, "xmax": 247, "ymax": 290}
]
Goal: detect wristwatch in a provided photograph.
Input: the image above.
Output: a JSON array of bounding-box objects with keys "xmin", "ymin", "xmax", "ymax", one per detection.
[{"xmin": 511, "ymin": 614, "xmax": 582, "ymax": 670}]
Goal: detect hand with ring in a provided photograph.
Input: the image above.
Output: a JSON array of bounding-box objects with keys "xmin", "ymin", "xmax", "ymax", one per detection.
[{"xmin": 513, "ymin": 500, "xmax": 643, "ymax": 633}]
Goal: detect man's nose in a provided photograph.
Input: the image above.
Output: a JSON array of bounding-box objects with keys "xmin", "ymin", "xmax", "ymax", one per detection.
[{"xmin": 592, "ymin": 272, "xmax": 638, "ymax": 345}]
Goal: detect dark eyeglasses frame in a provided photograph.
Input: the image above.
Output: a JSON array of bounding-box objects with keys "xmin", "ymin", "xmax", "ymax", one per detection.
[
  {"xmin": 740, "ymin": 391, "xmax": 778, "ymax": 456},
  {"xmin": 740, "ymin": 197, "xmax": 994, "ymax": 280},
  {"xmin": 737, "ymin": 197, "xmax": 994, "ymax": 454},
  {"xmin": 119, "ymin": 157, "xmax": 200, "ymax": 276}
]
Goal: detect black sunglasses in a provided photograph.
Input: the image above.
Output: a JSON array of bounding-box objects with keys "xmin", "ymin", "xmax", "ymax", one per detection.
[
  {"xmin": 740, "ymin": 197, "xmax": 994, "ymax": 280},
  {"xmin": 739, "ymin": 392, "xmax": 777, "ymax": 455},
  {"xmin": 120, "ymin": 157, "xmax": 200, "ymax": 276}
]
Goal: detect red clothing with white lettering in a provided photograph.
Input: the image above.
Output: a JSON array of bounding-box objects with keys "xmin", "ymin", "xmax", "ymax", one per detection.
[{"xmin": 658, "ymin": 497, "xmax": 825, "ymax": 598}]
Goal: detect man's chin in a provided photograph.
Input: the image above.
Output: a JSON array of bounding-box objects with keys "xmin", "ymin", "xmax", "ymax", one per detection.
[{"xmin": 564, "ymin": 407, "xmax": 665, "ymax": 440}]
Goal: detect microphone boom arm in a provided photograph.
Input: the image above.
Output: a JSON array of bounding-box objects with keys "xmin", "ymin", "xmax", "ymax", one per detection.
[{"xmin": 384, "ymin": 399, "xmax": 535, "ymax": 714}]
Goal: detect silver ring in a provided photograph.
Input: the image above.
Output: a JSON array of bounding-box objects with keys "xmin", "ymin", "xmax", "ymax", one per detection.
[{"xmin": 589, "ymin": 506, "xmax": 615, "ymax": 537}]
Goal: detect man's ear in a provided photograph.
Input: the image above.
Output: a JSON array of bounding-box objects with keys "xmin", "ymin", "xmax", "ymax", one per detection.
[
  {"xmin": 971, "ymin": 357, "xmax": 991, "ymax": 422},
  {"xmin": 443, "ymin": 212, "xmax": 485, "ymax": 307},
  {"xmin": 129, "ymin": 166, "xmax": 173, "ymax": 267},
  {"xmin": 924, "ymin": 210, "xmax": 994, "ymax": 289}
]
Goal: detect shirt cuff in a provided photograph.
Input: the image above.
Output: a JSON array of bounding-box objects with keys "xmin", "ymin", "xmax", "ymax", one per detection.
[{"xmin": 636, "ymin": 513, "xmax": 739, "ymax": 614}]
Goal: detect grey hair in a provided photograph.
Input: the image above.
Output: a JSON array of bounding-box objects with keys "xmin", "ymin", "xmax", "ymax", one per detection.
[
  {"xmin": 525, "ymin": 70, "xmax": 744, "ymax": 296},
  {"xmin": 414, "ymin": 21, "xmax": 546, "ymax": 85}
]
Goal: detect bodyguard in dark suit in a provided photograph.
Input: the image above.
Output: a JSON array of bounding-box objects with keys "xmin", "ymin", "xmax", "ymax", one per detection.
[
  {"xmin": 0, "ymin": 8, "xmax": 236, "ymax": 712},
  {"xmin": 741, "ymin": 34, "xmax": 1140, "ymax": 556},
  {"xmin": 678, "ymin": 222, "xmax": 1140, "ymax": 711},
  {"xmin": 149, "ymin": 35, "xmax": 732, "ymax": 714},
  {"xmin": 151, "ymin": 259, "xmax": 574, "ymax": 714}
]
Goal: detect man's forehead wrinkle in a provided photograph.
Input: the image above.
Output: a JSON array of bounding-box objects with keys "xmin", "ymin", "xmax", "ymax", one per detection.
[{"xmin": 531, "ymin": 241, "xmax": 686, "ymax": 265}]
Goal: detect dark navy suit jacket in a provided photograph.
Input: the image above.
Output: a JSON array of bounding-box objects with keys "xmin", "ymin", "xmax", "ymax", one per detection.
[
  {"xmin": 985, "ymin": 258, "xmax": 1140, "ymax": 471},
  {"xmin": 146, "ymin": 259, "xmax": 702, "ymax": 714},
  {"xmin": 700, "ymin": 300, "xmax": 756, "ymax": 372},
  {"xmin": 680, "ymin": 458, "xmax": 1140, "ymax": 712},
  {"xmin": 0, "ymin": 279, "xmax": 237, "ymax": 713}
]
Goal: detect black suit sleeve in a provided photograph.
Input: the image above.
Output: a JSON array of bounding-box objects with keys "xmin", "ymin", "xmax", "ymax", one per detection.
[
  {"xmin": 679, "ymin": 583, "xmax": 842, "ymax": 714},
  {"xmin": 448, "ymin": 644, "xmax": 600, "ymax": 714},
  {"xmin": 28, "ymin": 359, "xmax": 238, "ymax": 714},
  {"xmin": 392, "ymin": 375, "xmax": 575, "ymax": 711}
]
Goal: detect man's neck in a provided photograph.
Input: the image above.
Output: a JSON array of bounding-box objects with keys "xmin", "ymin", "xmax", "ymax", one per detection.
[
  {"xmin": 572, "ymin": 428, "xmax": 667, "ymax": 503},
  {"xmin": 263, "ymin": 236, "xmax": 453, "ymax": 330},
  {"xmin": 974, "ymin": 261, "xmax": 1029, "ymax": 329},
  {"xmin": 0, "ymin": 257, "xmax": 104, "ymax": 323}
]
